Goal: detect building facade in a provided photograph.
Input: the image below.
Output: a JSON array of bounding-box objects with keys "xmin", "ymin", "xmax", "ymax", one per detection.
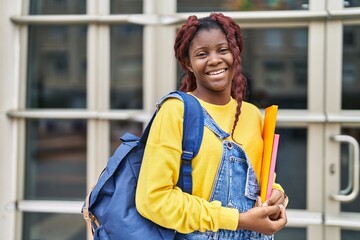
[{"xmin": 1, "ymin": 0, "xmax": 360, "ymax": 239}]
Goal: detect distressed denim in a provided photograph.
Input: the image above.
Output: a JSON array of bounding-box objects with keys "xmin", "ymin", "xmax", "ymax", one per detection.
[{"xmin": 175, "ymin": 110, "xmax": 273, "ymax": 240}]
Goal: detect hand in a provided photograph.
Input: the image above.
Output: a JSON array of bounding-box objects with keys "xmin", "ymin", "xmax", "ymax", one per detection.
[
  {"xmin": 263, "ymin": 189, "xmax": 286, "ymax": 207},
  {"xmin": 262, "ymin": 189, "xmax": 287, "ymax": 220},
  {"xmin": 237, "ymin": 204, "xmax": 287, "ymax": 235}
]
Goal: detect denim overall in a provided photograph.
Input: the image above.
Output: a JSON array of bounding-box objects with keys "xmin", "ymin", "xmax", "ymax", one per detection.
[{"xmin": 175, "ymin": 110, "xmax": 274, "ymax": 240}]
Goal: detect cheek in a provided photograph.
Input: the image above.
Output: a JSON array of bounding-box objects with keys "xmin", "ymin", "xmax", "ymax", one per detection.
[
  {"xmin": 228, "ymin": 58, "xmax": 236, "ymax": 74},
  {"xmin": 192, "ymin": 70, "xmax": 202, "ymax": 81},
  {"xmin": 191, "ymin": 61, "xmax": 205, "ymax": 74},
  {"xmin": 228, "ymin": 55, "xmax": 235, "ymax": 66}
]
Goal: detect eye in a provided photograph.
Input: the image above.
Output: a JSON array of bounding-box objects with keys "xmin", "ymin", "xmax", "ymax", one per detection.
[
  {"xmin": 196, "ymin": 52, "xmax": 207, "ymax": 58},
  {"xmin": 219, "ymin": 48, "xmax": 230, "ymax": 54}
]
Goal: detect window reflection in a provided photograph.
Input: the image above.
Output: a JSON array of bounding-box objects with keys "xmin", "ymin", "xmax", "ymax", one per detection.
[
  {"xmin": 110, "ymin": 25, "xmax": 143, "ymax": 109},
  {"xmin": 23, "ymin": 213, "xmax": 86, "ymax": 240},
  {"xmin": 177, "ymin": 0, "xmax": 309, "ymax": 12},
  {"xmin": 110, "ymin": 0, "xmax": 143, "ymax": 14},
  {"xmin": 342, "ymin": 26, "xmax": 360, "ymax": 109},
  {"xmin": 110, "ymin": 121, "xmax": 143, "ymax": 154},
  {"xmin": 27, "ymin": 25, "xmax": 87, "ymax": 109},
  {"xmin": 25, "ymin": 119, "xmax": 87, "ymax": 200},
  {"xmin": 275, "ymin": 128, "xmax": 307, "ymax": 209},
  {"xmin": 29, "ymin": 0, "xmax": 86, "ymax": 15},
  {"xmin": 242, "ymin": 28, "xmax": 308, "ymax": 109}
]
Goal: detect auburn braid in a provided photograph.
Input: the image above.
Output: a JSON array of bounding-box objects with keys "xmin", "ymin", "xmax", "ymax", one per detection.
[
  {"xmin": 209, "ymin": 13, "xmax": 247, "ymax": 140},
  {"xmin": 174, "ymin": 15, "xmax": 199, "ymax": 92},
  {"xmin": 174, "ymin": 13, "xmax": 247, "ymax": 140}
]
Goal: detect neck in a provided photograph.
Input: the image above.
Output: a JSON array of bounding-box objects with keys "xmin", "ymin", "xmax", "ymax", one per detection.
[{"xmin": 193, "ymin": 89, "xmax": 231, "ymax": 105}]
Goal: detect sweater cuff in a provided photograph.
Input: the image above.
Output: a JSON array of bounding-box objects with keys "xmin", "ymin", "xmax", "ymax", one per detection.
[
  {"xmin": 218, "ymin": 207, "xmax": 239, "ymax": 231},
  {"xmin": 272, "ymin": 182, "xmax": 284, "ymax": 192}
]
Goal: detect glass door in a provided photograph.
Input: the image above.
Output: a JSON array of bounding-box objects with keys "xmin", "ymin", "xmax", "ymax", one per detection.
[{"xmin": 324, "ymin": 4, "xmax": 360, "ymax": 239}]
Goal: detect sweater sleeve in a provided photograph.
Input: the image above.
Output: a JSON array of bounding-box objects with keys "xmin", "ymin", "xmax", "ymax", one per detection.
[{"xmin": 135, "ymin": 99, "xmax": 239, "ymax": 233}]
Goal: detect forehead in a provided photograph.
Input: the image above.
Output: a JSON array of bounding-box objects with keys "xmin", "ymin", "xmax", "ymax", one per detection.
[{"xmin": 190, "ymin": 28, "xmax": 228, "ymax": 48}]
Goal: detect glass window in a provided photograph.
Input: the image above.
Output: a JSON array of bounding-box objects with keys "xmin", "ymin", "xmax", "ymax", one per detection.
[
  {"xmin": 275, "ymin": 128, "xmax": 307, "ymax": 209},
  {"xmin": 177, "ymin": 0, "xmax": 309, "ymax": 12},
  {"xmin": 25, "ymin": 119, "xmax": 87, "ymax": 200},
  {"xmin": 275, "ymin": 227, "xmax": 307, "ymax": 240},
  {"xmin": 27, "ymin": 25, "xmax": 87, "ymax": 109},
  {"xmin": 242, "ymin": 28, "xmax": 308, "ymax": 109},
  {"xmin": 344, "ymin": 0, "xmax": 360, "ymax": 8},
  {"xmin": 110, "ymin": 121, "xmax": 143, "ymax": 154},
  {"xmin": 176, "ymin": 28, "xmax": 309, "ymax": 109},
  {"xmin": 342, "ymin": 230, "xmax": 360, "ymax": 240},
  {"xmin": 110, "ymin": 0, "xmax": 143, "ymax": 14},
  {"xmin": 340, "ymin": 128, "xmax": 360, "ymax": 213},
  {"xmin": 342, "ymin": 25, "xmax": 360, "ymax": 110},
  {"xmin": 110, "ymin": 25, "xmax": 143, "ymax": 109},
  {"xmin": 23, "ymin": 213, "xmax": 86, "ymax": 240},
  {"xmin": 29, "ymin": 0, "xmax": 86, "ymax": 15}
]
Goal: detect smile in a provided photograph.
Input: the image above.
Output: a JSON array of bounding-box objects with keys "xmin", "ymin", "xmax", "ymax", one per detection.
[{"xmin": 208, "ymin": 69, "xmax": 226, "ymax": 75}]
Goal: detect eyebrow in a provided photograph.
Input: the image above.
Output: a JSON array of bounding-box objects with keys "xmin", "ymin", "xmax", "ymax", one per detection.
[{"xmin": 191, "ymin": 42, "xmax": 229, "ymax": 53}]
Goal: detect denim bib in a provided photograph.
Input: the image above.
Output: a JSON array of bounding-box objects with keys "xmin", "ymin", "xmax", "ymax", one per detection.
[{"xmin": 175, "ymin": 110, "xmax": 273, "ymax": 240}]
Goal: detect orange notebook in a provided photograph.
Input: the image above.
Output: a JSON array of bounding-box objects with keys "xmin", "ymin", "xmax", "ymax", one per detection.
[{"xmin": 260, "ymin": 105, "xmax": 278, "ymax": 202}]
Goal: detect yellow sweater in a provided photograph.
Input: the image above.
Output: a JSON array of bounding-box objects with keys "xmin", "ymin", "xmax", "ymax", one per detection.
[{"xmin": 136, "ymin": 96, "xmax": 283, "ymax": 233}]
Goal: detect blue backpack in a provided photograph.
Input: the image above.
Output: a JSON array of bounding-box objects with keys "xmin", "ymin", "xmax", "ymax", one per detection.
[{"xmin": 82, "ymin": 91, "xmax": 204, "ymax": 240}]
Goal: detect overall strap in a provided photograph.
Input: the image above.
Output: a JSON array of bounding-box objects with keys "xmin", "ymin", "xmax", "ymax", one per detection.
[{"xmin": 140, "ymin": 91, "xmax": 204, "ymax": 194}]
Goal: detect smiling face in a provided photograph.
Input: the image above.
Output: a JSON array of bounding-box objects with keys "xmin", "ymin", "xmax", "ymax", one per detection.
[{"xmin": 187, "ymin": 28, "xmax": 235, "ymax": 104}]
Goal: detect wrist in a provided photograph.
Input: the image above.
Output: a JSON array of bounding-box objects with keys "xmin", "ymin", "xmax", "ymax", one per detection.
[{"xmin": 237, "ymin": 212, "xmax": 248, "ymax": 230}]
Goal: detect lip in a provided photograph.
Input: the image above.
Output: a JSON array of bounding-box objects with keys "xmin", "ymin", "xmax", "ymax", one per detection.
[{"xmin": 207, "ymin": 68, "xmax": 227, "ymax": 75}]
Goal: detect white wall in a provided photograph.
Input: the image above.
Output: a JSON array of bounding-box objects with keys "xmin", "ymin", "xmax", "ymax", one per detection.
[{"xmin": 0, "ymin": 0, "xmax": 21, "ymax": 238}]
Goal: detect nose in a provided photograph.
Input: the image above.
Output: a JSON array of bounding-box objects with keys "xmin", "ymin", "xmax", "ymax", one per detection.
[{"xmin": 208, "ymin": 53, "xmax": 222, "ymax": 65}]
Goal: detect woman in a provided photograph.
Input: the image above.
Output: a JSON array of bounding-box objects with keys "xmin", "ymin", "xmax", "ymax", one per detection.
[{"xmin": 136, "ymin": 12, "xmax": 288, "ymax": 239}]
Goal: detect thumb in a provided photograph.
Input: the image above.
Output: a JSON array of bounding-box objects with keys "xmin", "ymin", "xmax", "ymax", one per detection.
[{"xmin": 255, "ymin": 196, "xmax": 262, "ymax": 207}]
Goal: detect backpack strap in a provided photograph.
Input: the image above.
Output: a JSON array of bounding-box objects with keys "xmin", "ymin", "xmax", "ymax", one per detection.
[{"xmin": 140, "ymin": 91, "xmax": 204, "ymax": 194}]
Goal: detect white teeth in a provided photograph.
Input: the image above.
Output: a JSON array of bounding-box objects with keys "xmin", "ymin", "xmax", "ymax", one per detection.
[{"xmin": 209, "ymin": 69, "xmax": 225, "ymax": 75}]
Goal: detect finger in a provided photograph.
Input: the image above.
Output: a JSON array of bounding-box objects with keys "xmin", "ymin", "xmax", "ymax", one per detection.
[
  {"xmin": 269, "ymin": 205, "xmax": 287, "ymax": 230},
  {"xmin": 267, "ymin": 189, "xmax": 282, "ymax": 206},
  {"xmin": 278, "ymin": 205, "xmax": 287, "ymax": 220},
  {"xmin": 269, "ymin": 212, "xmax": 280, "ymax": 221},
  {"xmin": 255, "ymin": 196, "xmax": 262, "ymax": 207},
  {"xmin": 271, "ymin": 190, "xmax": 280, "ymax": 200},
  {"xmin": 265, "ymin": 204, "xmax": 282, "ymax": 216}
]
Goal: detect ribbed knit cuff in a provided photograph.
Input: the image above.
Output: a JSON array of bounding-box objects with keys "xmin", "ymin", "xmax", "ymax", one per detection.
[{"xmin": 218, "ymin": 207, "xmax": 239, "ymax": 231}]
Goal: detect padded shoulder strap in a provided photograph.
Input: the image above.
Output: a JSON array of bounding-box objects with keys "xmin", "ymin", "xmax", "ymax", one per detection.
[{"xmin": 140, "ymin": 91, "xmax": 204, "ymax": 194}]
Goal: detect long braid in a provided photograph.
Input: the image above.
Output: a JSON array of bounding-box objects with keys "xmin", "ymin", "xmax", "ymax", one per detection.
[
  {"xmin": 174, "ymin": 13, "xmax": 247, "ymax": 140},
  {"xmin": 174, "ymin": 16, "xmax": 199, "ymax": 92},
  {"xmin": 209, "ymin": 13, "xmax": 247, "ymax": 140}
]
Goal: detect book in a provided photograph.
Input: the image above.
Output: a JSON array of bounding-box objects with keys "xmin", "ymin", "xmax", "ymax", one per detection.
[
  {"xmin": 266, "ymin": 134, "xmax": 280, "ymax": 200},
  {"xmin": 260, "ymin": 105, "xmax": 278, "ymax": 202}
]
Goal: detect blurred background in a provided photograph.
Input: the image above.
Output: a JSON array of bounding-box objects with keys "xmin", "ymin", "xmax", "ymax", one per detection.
[{"xmin": 1, "ymin": 0, "xmax": 360, "ymax": 239}]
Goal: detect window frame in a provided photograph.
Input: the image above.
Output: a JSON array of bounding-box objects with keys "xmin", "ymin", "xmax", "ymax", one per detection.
[{"xmin": 5, "ymin": 0, "xmax": 360, "ymax": 239}]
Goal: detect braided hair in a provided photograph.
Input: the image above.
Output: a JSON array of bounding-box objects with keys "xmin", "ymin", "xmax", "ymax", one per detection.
[{"xmin": 174, "ymin": 12, "xmax": 247, "ymax": 140}]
